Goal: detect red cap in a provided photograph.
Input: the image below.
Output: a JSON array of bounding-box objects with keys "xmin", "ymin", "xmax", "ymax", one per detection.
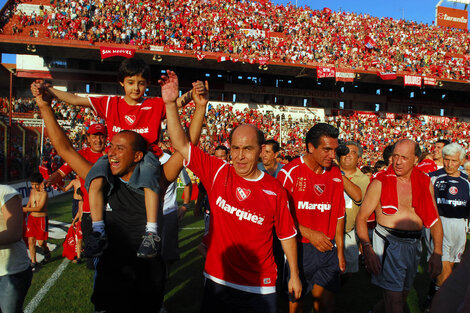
[{"xmin": 88, "ymin": 124, "xmax": 107, "ymax": 135}]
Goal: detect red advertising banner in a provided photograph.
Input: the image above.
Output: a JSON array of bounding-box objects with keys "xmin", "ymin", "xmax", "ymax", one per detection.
[
  {"xmin": 100, "ymin": 47, "xmax": 135, "ymax": 59},
  {"xmin": 317, "ymin": 66, "xmax": 335, "ymax": 78},
  {"xmin": 335, "ymin": 69, "xmax": 355, "ymax": 82},
  {"xmin": 386, "ymin": 113, "xmax": 395, "ymax": 119},
  {"xmin": 437, "ymin": 6, "xmax": 468, "ymax": 30},
  {"xmin": 404, "ymin": 75, "xmax": 422, "ymax": 87},
  {"xmin": 423, "ymin": 77, "xmax": 437, "ymax": 86}
]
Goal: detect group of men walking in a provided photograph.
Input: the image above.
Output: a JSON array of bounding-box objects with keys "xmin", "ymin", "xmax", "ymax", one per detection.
[{"xmin": 2, "ymin": 60, "xmax": 469, "ymax": 313}]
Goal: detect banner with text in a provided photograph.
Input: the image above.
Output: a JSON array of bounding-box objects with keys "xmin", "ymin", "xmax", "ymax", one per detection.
[
  {"xmin": 437, "ymin": 6, "xmax": 468, "ymax": 30},
  {"xmin": 100, "ymin": 47, "xmax": 135, "ymax": 59},
  {"xmin": 404, "ymin": 75, "xmax": 422, "ymax": 87},
  {"xmin": 317, "ymin": 66, "xmax": 336, "ymax": 78}
]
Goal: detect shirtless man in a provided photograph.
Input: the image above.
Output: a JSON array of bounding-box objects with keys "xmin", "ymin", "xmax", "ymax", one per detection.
[
  {"xmin": 23, "ymin": 172, "xmax": 51, "ymax": 271},
  {"xmin": 356, "ymin": 139, "xmax": 443, "ymax": 313}
]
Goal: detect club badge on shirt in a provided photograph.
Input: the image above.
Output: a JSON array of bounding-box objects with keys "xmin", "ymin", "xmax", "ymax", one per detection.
[
  {"xmin": 314, "ymin": 184, "xmax": 325, "ymax": 196},
  {"xmin": 236, "ymin": 187, "xmax": 251, "ymax": 201},
  {"xmin": 124, "ymin": 115, "xmax": 136, "ymax": 125}
]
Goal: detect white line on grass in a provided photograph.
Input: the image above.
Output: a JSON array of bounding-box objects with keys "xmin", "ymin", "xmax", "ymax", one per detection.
[{"xmin": 24, "ymin": 258, "xmax": 70, "ymax": 313}]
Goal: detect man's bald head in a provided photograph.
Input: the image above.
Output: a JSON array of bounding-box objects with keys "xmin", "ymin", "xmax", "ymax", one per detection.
[
  {"xmin": 393, "ymin": 139, "xmax": 421, "ymax": 158},
  {"xmin": 229, "ymin": 124, "xmax": 265, "ymax": 147},
  {"xmin": 392, "ymin": 139, "xmax": 420, "ymax": 177}
]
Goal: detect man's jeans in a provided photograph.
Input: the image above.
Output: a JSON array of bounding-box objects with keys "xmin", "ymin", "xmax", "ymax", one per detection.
[{"xmin": 0, "ymin": 268, "xmax": 32, "ymax": 313}]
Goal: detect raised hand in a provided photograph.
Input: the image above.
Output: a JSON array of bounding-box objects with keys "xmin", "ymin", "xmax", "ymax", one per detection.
[
  {"xmin": 192, "ymin": 80, "xmax": 209, "ymax": 109},
  {"xmin": 158, "ymin": 70, "xmax": 179, "ymax": 105}
]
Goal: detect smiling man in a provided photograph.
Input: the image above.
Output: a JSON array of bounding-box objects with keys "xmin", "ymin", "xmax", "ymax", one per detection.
[
  {"xmin": 424, "ymin": 143, "xmax": 470, "ymax": 310},
  {"xmin": 31, "ymin": 77, "xmax": 208, "ymax": 312},
  {"xmin": 277, "ymin": 123, "xmax": 346, "ymax": 313},
  {"xmin": 356, "ymin": 139, "xmax": 443, "ymax": 313},
  {"xmin": 161, "ymin": 70, "xmax": 301, "ymax": 313}
]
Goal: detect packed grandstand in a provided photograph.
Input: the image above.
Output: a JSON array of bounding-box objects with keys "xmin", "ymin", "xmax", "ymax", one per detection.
[{"xmin": 0, "ymin": 0, "xmax": 469, "ymax": 81}]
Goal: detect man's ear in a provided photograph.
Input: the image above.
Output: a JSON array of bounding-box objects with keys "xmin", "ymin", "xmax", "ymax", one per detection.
[
  {"xmin": 307, "ymin": 143, "xmax": 315, "ymax": 154},
  {"xmin": 134, "ymin": 151, "xmax": 144, "ymax": 163}
]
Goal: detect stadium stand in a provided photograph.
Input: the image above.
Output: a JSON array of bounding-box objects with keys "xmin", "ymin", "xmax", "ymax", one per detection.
[{"xmin": 0, "ymin": 0, "xmax": 469, "ymax": 80}]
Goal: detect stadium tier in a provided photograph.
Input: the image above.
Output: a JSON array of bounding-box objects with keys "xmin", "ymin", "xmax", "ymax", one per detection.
[{"xmin": 0, "ymin": 0, "xmax": 469, "ymax": 81}]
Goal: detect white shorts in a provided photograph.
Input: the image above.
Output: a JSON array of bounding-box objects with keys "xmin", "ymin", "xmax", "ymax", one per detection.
[
  {"xmin": 371, "ymin": 224, "xmax": 422, "ymax": 292},
  {"xmin": 344, "ymin": 229, "xmax": 359, "ymax": 273},
  {"xmin": 425, "ymin": 216, "xmax": 467, "ymax": 263}
]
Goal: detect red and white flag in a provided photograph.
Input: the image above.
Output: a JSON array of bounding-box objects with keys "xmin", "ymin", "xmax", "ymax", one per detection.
[
  {"xmin": 377, "ymin": 72, "xmax": 397, "ymax": 80},
  {"xmin": 335, "ymin": 69, "xmax": 354, "ymax": 82},
  {"xmin": 404, "ymin": 75, "xmax": 422, "ymax": 87},
  {"xmin": 100, "ymin": 46, "xmax": 135, "ymax": 59},
  {"xmin": 195, "ymin": 52, "xmax": 206, "ymax": 61},
  {"xmin": 317, "ymin": 66, "xmax": 335, "ymax": 78},
  {"xmin": 365, "ymin": 36, "xmax": 377, "ymax": 49},
  {"xmin": 423, "ymin": 77, "xmax": 437, "ymax": 86},
  {"xmin": 217, "ymin": 56, "xmax": 228, "ymax": 62},
  {"xmin": 259, "ymin": 56, "xmax": 269, "ymax": 65}
]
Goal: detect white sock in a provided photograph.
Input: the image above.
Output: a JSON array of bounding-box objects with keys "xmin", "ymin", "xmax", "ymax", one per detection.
[
  {"xmin": 146, "ymin": 222, "xmax": 158, "ymax": 234},
  {"xmin": 92, "ymin": 220, "xmax": 105, "ymax": 235}
]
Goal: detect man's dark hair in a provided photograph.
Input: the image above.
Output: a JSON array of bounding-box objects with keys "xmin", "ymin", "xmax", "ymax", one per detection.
[
  {"xmin": 361, "ymin": 166, "xmax": 374, "ymax": 175},
  {"xmin": 215, "ymin": 145, "xmax": 229, "ymax": 154},
  {"xmin": 382, "ymin": 144, "xmax": 395, "ymax": 166},
  {"xmin": 374, "ymin": 160, "xmax": 387, "ymax": 172},
  {"xmin": 119, "ymin": 130, "xmax": 147, "ymax": 153},
  {"xmin": 264, "ymin": 139, "xmax": 280, "ymax": 153},
  {"xmin": 305, "ymin": 123, "xmax": 339, "ymax": 149},
  {"xmin": 118, "ymin": 58, "xmax": 151, "ymax": 83},
  {"xmin": 30, "ymin": 172, "xmax": 44, "ymax": 183},
  {"xmin": 229, "ymin": 124, "xmax": 265, "ymax": 147},
  {"xmin": 436, "ymin": 139, "xmax": 451, "ymax": 146}
]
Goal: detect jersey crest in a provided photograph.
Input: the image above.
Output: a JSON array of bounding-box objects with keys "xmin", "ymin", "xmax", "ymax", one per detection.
[
  {"xmin": 125, "ymin": 115, "xmax": 136, "ymax": 125},
  {"xmin": 314, "ymin": 184, "xmax": 325, "ymax": 196},
  {"xmin": 449, "ymin": 186, "xmax": 458, "ymax": 195},
  {"xmin": 236, "ymin": 187, "xmax": 251, "ymax": 201}
]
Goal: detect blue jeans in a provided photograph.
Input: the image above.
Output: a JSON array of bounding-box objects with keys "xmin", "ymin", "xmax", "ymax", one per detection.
[
  {"xmin": 85, "ymin": 153, "xmax": 161, "ymax": 196},
  {"xmin": 0, "ymin": 268, "xmax": 32, "ymax": 313}
]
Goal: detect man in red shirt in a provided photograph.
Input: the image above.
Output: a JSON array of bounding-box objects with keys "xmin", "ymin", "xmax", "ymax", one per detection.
[
  {"xmin": 161, "ymin": 70, "xmax": 302, "ymax": 313},
  {"xmin": 277, "ymin": 123, "xmax": 346, "ymax": 313},
  {"xmin": 46, "ymin": 123, "xmax": 106, "ymax": 267}
]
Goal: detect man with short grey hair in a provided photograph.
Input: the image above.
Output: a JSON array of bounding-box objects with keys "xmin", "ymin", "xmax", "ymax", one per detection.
[
  {"xmin": 424, "ymin": 142, "xmax": 470, "ymax": 311},
  {"xmin": 339, "ymin": 141, "xmax": 370, "ymax": 276}
]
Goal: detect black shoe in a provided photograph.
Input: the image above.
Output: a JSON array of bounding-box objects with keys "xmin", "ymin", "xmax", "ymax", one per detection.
[
  {"xmin": 136, "ymin": 231, "xmax": 160, "ymax": 258},
  {"xmin": 43, "ymin": 249, "xmax": 51, "ymax": 263},
  {"xmin": 31, "ymin": 262, "xmax": 38, "ymax": 272},
  {"xmin": 84, "ymin": 232, "xmax": 108, "ymax": 257}
]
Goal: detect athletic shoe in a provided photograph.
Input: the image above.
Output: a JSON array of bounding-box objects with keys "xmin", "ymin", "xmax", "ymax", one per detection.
[
  {"xmin": 31, "ymin": 262, "xmax": 37, "ymax": 272},
  {"xmin": 136, "ymin": 231, "xmax": 160, "ymax": 258},
  {"xmin": 84, "ymin": 232, "xmax": 108, "ymax": 257}
]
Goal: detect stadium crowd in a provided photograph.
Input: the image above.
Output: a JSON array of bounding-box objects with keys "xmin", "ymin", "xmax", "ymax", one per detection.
[
  {"xmin": 3, "ymin": 96, "xmax": 470, "ymax": 171},
  {"xmin": 2, "ymin": 0, "xmax": 470, "ymax": 80}
]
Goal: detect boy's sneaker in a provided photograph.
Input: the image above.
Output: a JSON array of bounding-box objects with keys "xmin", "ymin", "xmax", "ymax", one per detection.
[
  {"xmin": 84, "ymin": 232, "xmax": 108, "ymax": 257},
  {"xmin": 137, "ymin": 231, "xmax": 160, "ymax": 258},
  {"xmin": 31, "ymin": 262, "xmax": 37, "ymax": 272}
]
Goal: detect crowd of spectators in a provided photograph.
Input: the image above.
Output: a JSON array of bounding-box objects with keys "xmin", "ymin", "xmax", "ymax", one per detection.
[
  {"xmin": 2, "ymin": 0, "xmax": 469, "ymax": 80},
  {"xmin": 2, "ymin": 95, "xmax": 470, "ymax": 181}
]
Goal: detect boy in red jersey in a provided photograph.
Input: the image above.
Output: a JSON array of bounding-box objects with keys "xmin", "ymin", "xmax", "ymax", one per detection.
[
  {"xmin": 278, "ymin": 123, "xmax": 346, "ymax": 313},
  {"xmin": 32, "ymin": 57, "xmax": 206, "ymax": 258}
]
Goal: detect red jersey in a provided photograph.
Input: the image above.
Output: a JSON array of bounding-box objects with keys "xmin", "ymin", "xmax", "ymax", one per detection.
[
  {"xmin": 88, "ymin": 96, "xmax": 166, "ymax": 150},
  {"xmin": 278, "ymin": 156, "xmax": 345, "ymax": 242},
  {"xmin": 185, "ymin": 143, "xmax": 296, "ymax": 294},
  {"xmin": 59, "ymin": 147, "xmax": 104, "ymax": 213}
]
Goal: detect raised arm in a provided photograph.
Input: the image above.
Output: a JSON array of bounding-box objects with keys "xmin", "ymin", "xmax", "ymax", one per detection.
[
  {"xmin": 176, "ymin": 80, "xmax": 207, "ymax": 108},
  {"xmin": 32, "ymin": 80, "xmax": 90, "ymax": 107},
  {"xmin": 31, "ymin": 83, "xmax": 92, "ymax": 179},
  {"xmin": 160, "ymin": 74, "xmax": 209, "ymax": 183}
]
